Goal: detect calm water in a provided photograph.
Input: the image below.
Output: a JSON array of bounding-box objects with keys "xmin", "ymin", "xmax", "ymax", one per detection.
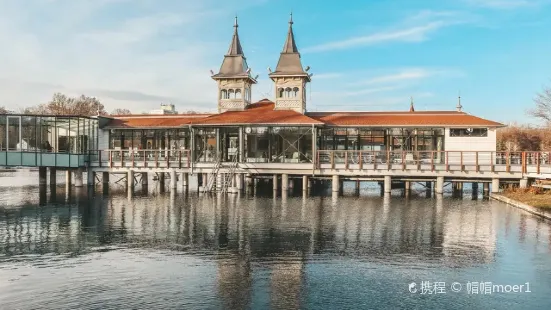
[{"xmin": 1, "ymin": 171, "xmax": 551, "ymax": 309}]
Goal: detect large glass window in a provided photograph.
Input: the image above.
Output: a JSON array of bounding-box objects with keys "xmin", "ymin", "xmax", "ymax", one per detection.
[{"xmin": 450, "ymin": 128, "xmax": 488, "ymax": 137}]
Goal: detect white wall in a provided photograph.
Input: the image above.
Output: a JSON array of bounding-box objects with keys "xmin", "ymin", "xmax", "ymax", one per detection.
[{"xmin": 444, "ymin": 128, "xmax": 497, "ymax": 165}]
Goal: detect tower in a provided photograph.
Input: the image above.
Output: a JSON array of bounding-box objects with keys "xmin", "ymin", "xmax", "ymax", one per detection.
[
  {"xmin": 269, "ymin": 14, "xmax": 311, "ymax": 114},
  {"xmin": 212, "ymin": 17, "xmax": 257, "ymax": 113}
]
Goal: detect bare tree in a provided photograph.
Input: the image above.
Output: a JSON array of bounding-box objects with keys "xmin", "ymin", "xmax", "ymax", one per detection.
[
  {"xmin": 34, "ymin": 93, "xmax": 107, "ymax": 116},
  {"xmin": 0, "ymin": 106, "xmax": 8, "ymax": 114},
  {"xmin": 529, "ymin": 86, "xmax": 551, "ymax": 123},
  {"xmin": 111, "ymin": 108, "xmax": 132, "ymax": 115}
]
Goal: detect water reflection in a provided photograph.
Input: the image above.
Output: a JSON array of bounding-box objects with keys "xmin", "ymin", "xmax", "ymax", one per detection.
[{"xmin": 1, "ymin": 184, "xmax": 551, "ymax": 309}]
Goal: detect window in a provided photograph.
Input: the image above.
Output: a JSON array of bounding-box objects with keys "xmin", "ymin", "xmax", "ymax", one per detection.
[
  {"xmin": 450, "ymin": 128, "xmax": 488, "ymax": 137},
  {"xmin": 221, "ymin": 89, "xmax": 228, "ymax": 99},
  {"xmin": 278, "ymin": 88, "xmax": 284, "ymax": 98},
  {"xmin": 293, "ymin": 87, "xmax": 299, "ymax": 98},
  {"xmin": 235, "ymin": 89, "xmax": 242, "ymax": 99},
  {"xmin": 285, "ymin": 87, "xmax": 292, "ymax": 98},
  {"xmin": 228, "ymin": 89, "xmax": 235, "ymax": 99}
]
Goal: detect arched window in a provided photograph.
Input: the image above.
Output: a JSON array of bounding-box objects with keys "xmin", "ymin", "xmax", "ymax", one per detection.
[
  {"xmin": 235, "ymin": 89, "xmax": 242, "ymax": 99},
  {"xmin": 221, "ymin": 89, "xmax": 228, "ymax": 99},
  {"xmin": 228, "ymin": 89, "xmax": 235, "ymax": 99},
  {"xmin": 278, "ymin": 88, "xmax": 284, "ymax": 98},
  {"xmin": 285, "ymin": 87, "xmax": 292, "ymax": 98},
  {"xmin": 293, "ymin": 87, "xmax": 299, "ymax": 98}
]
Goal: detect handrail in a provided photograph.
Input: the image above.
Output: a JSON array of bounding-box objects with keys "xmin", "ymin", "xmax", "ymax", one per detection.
[{"xmin": 314, "ymin": 150, "xmax": 551, "ymax": 174}]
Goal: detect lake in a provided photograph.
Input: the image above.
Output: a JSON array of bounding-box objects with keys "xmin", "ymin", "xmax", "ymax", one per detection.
[{"xmin": 1, "ymin": 170, "xmax": 550, "ymax": 309}]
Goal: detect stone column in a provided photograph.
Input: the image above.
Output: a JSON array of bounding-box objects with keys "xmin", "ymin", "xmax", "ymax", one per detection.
[
  {"xmin": 332, "ymin": 175, "xmax": 340, "ymax": 192},
  {"xmin": 492, "ymin": 178, "xmax": 500, "ymax": 193},
  {"xmin": 65, "ymin": 170, "xmax": 72, "ymax": 186},
  {"xmin": 170, "ymin": 169, "xmax": 177, "ymax": 189},
  {"xmin": 436, "ymin": 176, "xmax": 444, "ymax": 194},
  {"xmin": 384, "ymin": 175, "xmax": 392, "ymax": 194},
  {"xmin": 404, "ymin": 181, "xmax": 411, "ymax": 198},
  {"xmin": 483, "ymin": 183, "xmax": 490, "ymax": 197},
  {"xmin": 102, "ymin": 172, "xmax": 109, "ymax": 187},
  {"xmin": 49, "ymin": 168, "xmax": 57, "ymax": 186},
  {"xmin": 302, "ymin": 175, "xmax": 308, "ymax": 193},
  {"xmin": 39, "ymin": 167, "xmax": 47, "ymax": 185},
  {"xmin": 128, "ymin": 170, "xmax": 135, "ymax": 189},
  {"xmin": 519, "ymin": 178, "xmax": 529, "ymax": 189},
  {"xmin": 273, "ymin": 174, "xmax": 279, "ymax": 191},
  {"xmin": 282, "ymin": 174, "xmax": 289, "ymax": 191},
  {"xmin": 181, "ymin": 173, "xmax": 189, "ymax": 187},
  {"xmin": 74, "ymin": 168, "xmax": 84, "ymax": 187}
]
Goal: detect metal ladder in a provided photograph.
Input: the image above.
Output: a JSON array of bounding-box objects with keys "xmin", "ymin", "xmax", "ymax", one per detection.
[
  {"xmin": 220, "ymin": 151, "xmax": 239, "ymax": 194},
  {"xmin": 205, "ymin": 155, "xmax": 222, "ymax": 192}
]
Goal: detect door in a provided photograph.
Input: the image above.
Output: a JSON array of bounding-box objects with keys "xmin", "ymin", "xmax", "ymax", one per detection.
[{"xmin": 7, "ymin": 116, "xmax": 21, "ymax": 151}]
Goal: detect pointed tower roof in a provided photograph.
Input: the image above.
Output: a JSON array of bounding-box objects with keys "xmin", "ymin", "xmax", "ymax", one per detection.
[
  {"xmin": 270, "ymin": 13, "xmax": 310, "ymax": 81},
  {"xmin": 212, "ymin": 17, "xmax": 256, "ymax": 82},
  {"xmin": 409, "ymin": 97, "xmax": 415, "ymax": 112}
]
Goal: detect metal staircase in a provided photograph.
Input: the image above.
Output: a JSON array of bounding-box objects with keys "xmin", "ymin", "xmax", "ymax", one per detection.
[{"xmin": 204, "ymin": 151, "xmax": 239, "ymax": 193}]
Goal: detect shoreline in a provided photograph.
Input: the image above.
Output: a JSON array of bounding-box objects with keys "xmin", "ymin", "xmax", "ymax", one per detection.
[{"xmin": 491, "ymin": 193, "xmax": 551, "ymax": 221}]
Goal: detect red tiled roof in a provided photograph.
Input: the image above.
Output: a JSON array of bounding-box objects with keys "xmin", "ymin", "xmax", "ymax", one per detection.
[
  {"xmin": 104, "ymin": 114, "xmax": 211, "ymax": 128},
  {"xmin": 103, "ymin": 100, "xmax": 503, "ymax": 128},
  {"xmin": 306, "ymin": 111, "xmax": 504, "ymax": 127},
  {"xmin": 194, "ymin": 99, "xmax": 322, "ymax": 125}
]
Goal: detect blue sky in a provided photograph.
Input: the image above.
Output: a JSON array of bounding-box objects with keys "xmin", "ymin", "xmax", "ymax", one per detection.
[{"xmin": 0, "ymin": 0, "xmax": 550, "ymax": 125}]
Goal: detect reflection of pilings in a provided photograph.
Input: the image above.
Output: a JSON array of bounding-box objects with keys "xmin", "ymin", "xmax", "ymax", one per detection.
[
  {"xmin": 170, "ymin": 169, "xmax": 177, "ymax": 189},
  {"xmin": 217, "ymin": 259, "xmax": 252, "ymax": 310},
  {"xmin": 39, "ymin": 184, "xmax": 47, "ymax": 205},
  {"xmin": 270, "ymin": 260, "xmax": 304, "ymax": 310}
]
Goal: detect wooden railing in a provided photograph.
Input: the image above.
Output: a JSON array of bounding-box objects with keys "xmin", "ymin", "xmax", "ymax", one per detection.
[
  {"xmin": 316, "ymin": 150, "xmax": 551, "ymax": 174},
  {"xmin": 89, "ymin": 149, "xmax": 191, "ymax": 169}
]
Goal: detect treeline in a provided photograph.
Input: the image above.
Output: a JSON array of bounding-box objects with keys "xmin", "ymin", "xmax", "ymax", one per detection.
[
  {"xmin": 0, "ymin": 93, "xmax": 132, "ymax": 116},
  {"xmin": 497, "ymin": 125, "xmax": 551, "ymax": 151}
]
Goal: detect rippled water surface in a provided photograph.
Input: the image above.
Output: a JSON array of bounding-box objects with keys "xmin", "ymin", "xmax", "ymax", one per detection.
[{"xmin": 1, "ymin": 171, "xmax": 551, "ymax": 309}]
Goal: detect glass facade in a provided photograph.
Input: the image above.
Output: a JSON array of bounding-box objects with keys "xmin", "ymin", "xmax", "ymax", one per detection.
[
  {"xmin": 109, "ymin": 128, "xmax": 191, "ymax": 151},
  {"xmin": 319, "ymin": 127, "xmax": 444, "ymax": 152},
  {"xmin": 245, "ymin": 126, "xmax": 313, "ymax": 163},
  {"xmin": 0, "ymin": 115, "xmax": 97, "ymax": 153}
]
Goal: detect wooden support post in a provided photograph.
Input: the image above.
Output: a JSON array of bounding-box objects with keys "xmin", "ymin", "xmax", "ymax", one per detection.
[
  {"xmin": 475, "ymin": 151, "xmax": 479, "ymax": 172},
  {"xmin": 492, "ymin": 178, "xmax": 500, "ymax": 193},
  {"xmin": 303, "ymin": 175, "xmax": 308, "ymax": 193},
  {"xmin": 49, "ymin": 168, "xmax": 57, "ymax": 186},
  {"xmin": 282, "ymin": 174, "xmax": 289, "ymax": 191},
  {"xmin": 39, "ymin": 167, "xmax": 47, "ymax": 185},
  {"xmin": 273, "ymin": 174, "xmax": 278, "ymax": 191},
  {"xmin": 436, "ymin": 176, "xmax": 444, "ymax": 194}
]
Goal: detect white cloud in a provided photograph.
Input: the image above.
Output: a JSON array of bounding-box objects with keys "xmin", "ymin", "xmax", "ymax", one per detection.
[
  {"xmin": 0, "ymin": 0, "xmax": 254, "ymax": 113},
  {"xmin": 303, "ymin": 22, "xmax": 446, "ymax": 53}
]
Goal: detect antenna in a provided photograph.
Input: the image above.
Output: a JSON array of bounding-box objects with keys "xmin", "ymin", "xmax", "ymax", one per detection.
[
  {"xmin": 210, "ymin": 69, "xmax": 214, "ymax": 75},
  {"xmin": 267, "ymin": 66, "xmax": 272, "ymax": 73},
  {"xmin": 254, "ymin": 74, "xmax": 259, "ymax": 80},
  {"xmin": 457, "ymin": 90, "xmax": 463, "ymax": 112},
  {"xmin": 305, "ymin": 66, "xmax": 310, "ymax": 72},
  {"xmin": 246, "ymin": 68, "xmax": 251, "ymax": 73}
]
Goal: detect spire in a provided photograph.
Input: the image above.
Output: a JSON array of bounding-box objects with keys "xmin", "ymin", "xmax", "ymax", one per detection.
[
  {"xmin": 457, "ymin": 92, "xmax": 463, "ymax": 112},
  {"xmin": 282, "ymin": 13, "xmax": 298, "ymax": 54},
  {"xmin": 227, "ymin": 16, "xmax": 243, "ymax": 55},
  {"xmin": 409, "ymin": 96, "xmax": 415, "ymax": 112},
  {"xmin": 213, "ymin": 17, "xmax": 253, "ymax": 79},
  {"xmin": 271, "ymin": 13, "xmax": 308, "ymax": 77}
]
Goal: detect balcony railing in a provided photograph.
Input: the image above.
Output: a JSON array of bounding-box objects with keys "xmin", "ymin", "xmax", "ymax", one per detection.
[
  {"xmin": 90, "ymin": 149, "xmax": 191, "ymax": 169},
  {"xmin": 316, "ymin": 150, "xmax": 551, "ymax": 174}
]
